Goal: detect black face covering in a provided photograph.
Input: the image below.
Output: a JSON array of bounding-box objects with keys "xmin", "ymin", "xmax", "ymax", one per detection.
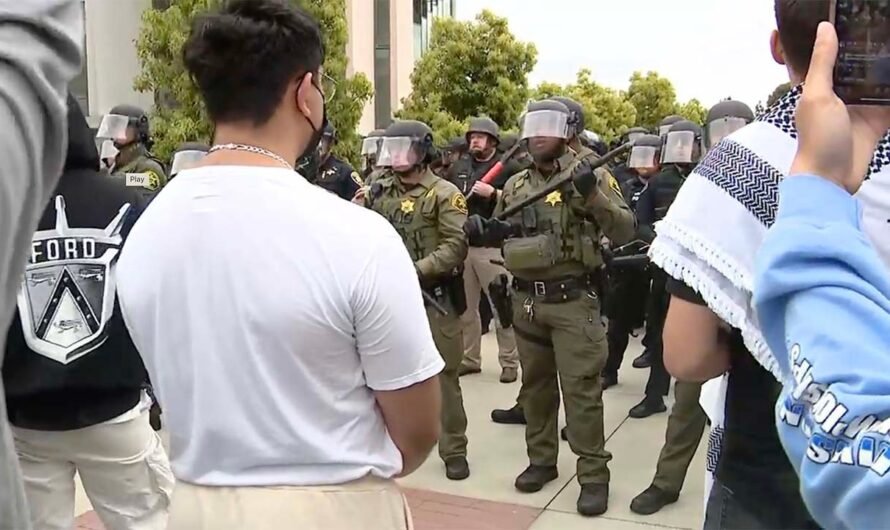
[{"xmin": 297, "ymin": 77, "xmax": 328, "ymax": 161}]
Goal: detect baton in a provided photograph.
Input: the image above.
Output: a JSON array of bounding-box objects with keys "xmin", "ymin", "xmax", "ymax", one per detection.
[
  {"xmin": 422, "ymin": 290, "xmax": 449, "ymax": 316},
  {"xmin": 467, "ymin": 142, "xmax": 523, "ymax": 199},
  {"xmin": 494, "ymin": 142, "xmax": 632, "ymax": 221}
]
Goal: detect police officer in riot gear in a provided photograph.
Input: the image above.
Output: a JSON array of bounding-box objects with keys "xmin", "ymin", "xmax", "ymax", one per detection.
[
  {"xmin": 360, "ymin": 129, "xmax": 385, "ymax": 181},
  {"xmin": 469, "ymin": 99, "xmax": 635, "ymax": 516},
  {"xmin": 96, "ymin": 104, "xmax": 167, "ymax": 197},
  {"xmin": 360, "ymin": 120, "xmax": 472, "ymax": 481},
  {"xmin": 704, "ymin": 99, "xmax": 755, "ymax": 152},
  {"xmin": 657, "ymin": 115, "xmax": 684, "ymax": 137},
  {"xmin": 447, "ymin": 117, "xmax": 521, "ymax": 382},
  {"xmin": 309, "ymin": 123, "xmax": 362, "ymax": 200},
  {"xmin": 628, "ymin": 120, "xmax": 703, "ymax": 420},
  {"xmin": 602, "ymin": 134, "xmax": 663, "ymax": 389},
  {"xmin": 169, "ymin": 143, "xmax": 209, "ymax": 179},
  {"xmin": 612, "ymin": 127, "xmax": 650, "ymax": 183},
  {"xmin": 629, "ymin": 102, "xmax": 754, "ymax": 516}
]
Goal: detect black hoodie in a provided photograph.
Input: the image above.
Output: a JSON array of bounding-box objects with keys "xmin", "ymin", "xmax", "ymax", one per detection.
[{"xmin": 2, "ymin": 94, "xmax": 150, "ymax": 431}]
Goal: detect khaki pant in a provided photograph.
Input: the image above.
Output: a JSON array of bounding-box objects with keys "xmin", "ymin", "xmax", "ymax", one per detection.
[
  {"xmin": 13, "ymin": 411, "xmax": 173, "ymax": 530},
  {"xmin": 459, "ymin": 246, "xmax": 518, "ymax": 370},
  {"xmin": 428, "ymin": 308, "xmax": 469, "ymax": 460},
  {"xmin": 168, "ymin": 476, "xmax": 412, "ymax": 530},
  {"xmin": 512, "ymin": 292, "xmax": 611, "ymax": 484},
  {"xmin": 651, "ymin": 381, "xmax": 707, "ymax": 494}
]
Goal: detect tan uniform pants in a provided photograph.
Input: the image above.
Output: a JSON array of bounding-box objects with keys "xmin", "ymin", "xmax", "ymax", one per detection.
[
  {"xmin": 459, "ymin": 246, "xmax": 518, "ymax": 370},
  {"xmin": 13, "ymin": 411, "xmax": 173, "ymax": 530},
  {"xmin": 168, "ymin": 476, "xmax": 413, "ymax": 530}
]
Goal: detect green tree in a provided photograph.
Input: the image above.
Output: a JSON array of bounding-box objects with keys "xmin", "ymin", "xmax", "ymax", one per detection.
[
  {"xmin": 675, "ymin": 98, "xmax": 707, "ymax": 125},
  {"xmin": 134, "ymin": 0, "xmax": 372, "ymax": 166},
  {"xmin": 767, "ymin": 82, "xmax": 793, "ymax": 107},
  {"xmin": 398, "ymin": 10, "xmax": 537, "ymax": 140},
  {"xmin": 531, "ymin": 69, "xmax": 636, "ymax": 143},
  {"xmin": 624, "ymin": 71, "xmax": 678, "ymax": 130}
]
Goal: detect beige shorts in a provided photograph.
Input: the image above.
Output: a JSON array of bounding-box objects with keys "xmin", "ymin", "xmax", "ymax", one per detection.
[{"xmin": 168, "ymin": 475, "xmax": 413, "ymax": 530}]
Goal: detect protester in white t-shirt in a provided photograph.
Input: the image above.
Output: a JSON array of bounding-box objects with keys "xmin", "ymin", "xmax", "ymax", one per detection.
[{"xmin": 116, "ymin": 2, "xmax": 443, "ymax": 529}]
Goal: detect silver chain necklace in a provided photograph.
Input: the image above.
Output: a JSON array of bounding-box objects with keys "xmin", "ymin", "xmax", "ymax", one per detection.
[{"xmin": 209, "ymin": 143, "xmax": 293, "ymax": 170}]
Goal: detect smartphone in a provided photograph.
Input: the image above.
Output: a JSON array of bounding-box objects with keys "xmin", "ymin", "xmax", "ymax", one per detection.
[{"xmin": 831, "ymin": 0, "xmax": 890, "ymax": 105}]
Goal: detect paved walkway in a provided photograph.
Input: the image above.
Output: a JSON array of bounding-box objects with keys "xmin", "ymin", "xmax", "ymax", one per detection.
[{"xmin": 75, "ymin": 335, "xmax": 708, "ymax": 529}]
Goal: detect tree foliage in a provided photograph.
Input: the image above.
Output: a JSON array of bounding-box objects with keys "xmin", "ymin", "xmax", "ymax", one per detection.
[
  {"xmin": 767, "ymin": 82, "xmax": 793, "ymax": 107},
  {"xmin": 134, "ymin": 0, "xmax": 372, "ymax": 165},
  {"xmin": 624, "ymin": 71, "xmax": 679, "ymax": 130},
  {"xmin": 398, "ymin": 10, "xmax": 537, "ymax": 142},
  {"xmin": 623, "ymin": 71, "xmax": 707, "ymax": 129},
  {"xmin": 531, "ymin": 69, "xmax": 636, "ymax": 143},
  {"xmin": 675, "ymin": 98, "xmax": 708, "ymax": 125}
]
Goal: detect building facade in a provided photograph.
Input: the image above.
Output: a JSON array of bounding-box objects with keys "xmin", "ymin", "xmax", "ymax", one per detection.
[{"xmin": 75, "ymin": 0, "xmax": 455, "ymax": 133}]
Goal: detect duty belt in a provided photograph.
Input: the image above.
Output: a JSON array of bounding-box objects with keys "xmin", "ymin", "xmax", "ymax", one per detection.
[{"xmin": 512, "ymin": 275, "xmax": 595, "ymax": 304}]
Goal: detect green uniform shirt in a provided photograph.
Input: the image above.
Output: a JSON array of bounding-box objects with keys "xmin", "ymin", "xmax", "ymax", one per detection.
[
  {"xmin": 113, "ymin": 144, "xmax": 168, "ymax": 193},
  {"xmin": 367, "ymin": 169, "xmax": 469, "ymax": 280},
  {"xmin": 494, "ymin": 148, "xmax": 636, "ymax": 280}
]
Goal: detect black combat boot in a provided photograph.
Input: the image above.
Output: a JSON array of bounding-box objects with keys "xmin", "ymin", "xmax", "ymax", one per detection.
[
  {"xmin": 577, "ymin": 483, "xmax": 609, "ymax": 516},
  {"xmin": 628, "ymin": 396, "xmax": 667, "ymax": 419},
  {"xmin": 602, "ymin": 372, "xmax": 618, "ymax": 390},
  {"xmin": 491, "ymin": 403, "xmax": 526, "ymax": 424},
  {"xmin": 630, "ymin": 485, "xmax": 679, "ymax": 515},
  {"xmin": 514, "ymin": 465, "xmax": 559, "ymax": 493},
  {"xmin": 444, "ymin": 456, "xmax": 470, "ymax": 481},
  {"xmin": 632, "ymin": 350, "xmax": 653, "ymax": 369}
]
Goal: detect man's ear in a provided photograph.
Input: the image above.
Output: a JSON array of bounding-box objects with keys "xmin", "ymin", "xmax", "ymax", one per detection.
[
  {"xmin": 770, "ymin": 30, "xmax": 787, "ymax": 66},
  {"xmin": 295, "ymin": 72, "xmax": 314, "ymax": 117}
]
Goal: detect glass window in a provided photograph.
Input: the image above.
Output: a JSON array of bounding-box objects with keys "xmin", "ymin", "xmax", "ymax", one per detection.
[{"xmin": 374, "ymin": 0, "xmax": 392, "ymax": 129}]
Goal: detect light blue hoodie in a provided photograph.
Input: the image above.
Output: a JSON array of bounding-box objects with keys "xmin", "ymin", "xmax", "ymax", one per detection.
[{"xmin": 755, "ymin": 175, "xmax": 890, "ymax": 530}]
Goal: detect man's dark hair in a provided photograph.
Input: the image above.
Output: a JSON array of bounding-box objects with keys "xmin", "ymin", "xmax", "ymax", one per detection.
[
  {"xmin": 775, "ymin": 0, "xmax": 830, "ymax": 75},
  {"xmin": 183, "ymin": 0, "xmax": 324, "ymax": 125}
]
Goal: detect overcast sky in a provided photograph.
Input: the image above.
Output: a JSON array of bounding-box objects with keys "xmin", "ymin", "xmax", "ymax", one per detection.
[{"xmin": 456, "ymin": 0, "xmax": 789, "ymax": 109}]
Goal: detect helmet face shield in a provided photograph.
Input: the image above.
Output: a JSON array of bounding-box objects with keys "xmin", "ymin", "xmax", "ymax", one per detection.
[
  {"xmin": 361, "ymin": 137, "xmax": 382, "ymax": 156},
  {"xmin": 96, "ymin": 114, "xmax": 130, "ymax": 141},
  {"xmin": 377, "ymin": 137, "xmax": 423, "ymax": 168},
  {"xmin": 629, "ymin": 146, "xmax": 659, "ymax": 169},
  {"xmin": 627, "ymin": 131, "xmax": 646, "ymax": 143},
  {"xmin": 520, "ymin": 110, "xmax": 570, "ymax": 140},
  {"xmin": 170, "ymin": 150, "xmax": 207, "ymax": 176},
  {"xmin": 706, "ymin": 117, "xmax": 748, "ymax": 149},
  {"xmin": 662, "ymin": 131, "xmax": 697, "ymax": 164}
]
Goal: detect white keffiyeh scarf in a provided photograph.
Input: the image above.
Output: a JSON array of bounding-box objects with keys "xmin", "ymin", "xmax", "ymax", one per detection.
[{"xmin": 648, "ymin": 85, "xmax": 890, "ymax": 508}]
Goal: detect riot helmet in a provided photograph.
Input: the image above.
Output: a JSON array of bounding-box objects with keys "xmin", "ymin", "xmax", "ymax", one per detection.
[
  {"xmin": 97, "ymin": 104, "xmax": 151, "ymax": 149},
  {"xmin": 548, "ymin": 96, "xmax": 585, "ymax": 138},
  {"xmin": 623, "ymin": 127, "xmax": 649, "ymax": 145},
  {"xmin": 499, "ymin": 133, "xmax": 519, "ymax": 152},
  {"xmin": 661, "ymin": 120, "xmax": 702, "ymax": 165},
  {"xmin": 170, "ymin": 142, "xmax": 209, "ymax": 177},
  {"xmin": 520, "ymin": 100, "xmax": 572, "ymax": 140},
  {"xmin": 628, "ymin": 134, "xmax": 662, "ymax": 174},
  {"xmin": 466, "ymin": 117, "xmax": 501, "ymax": 145},
  {"xmin": 318, "ymin": 122, "xmax": 337, "ymax": 161},
  {"xmin": 378, "ymin": 120, "xmax": 435, "ymax": 172},
  {"xmin": 580, "ymin": 130, "xmax": 607, "ymax": 156},
  {"xmin": 521, "ymin": 100, "xmax": 571, "ymax": 164},
  {"xmin": 704, "ymin": 100, "xmax": 754, "ymax": 150},
  {"xmin": 657, "ymin": 115, "xmax": 683, "ymax": 137}
]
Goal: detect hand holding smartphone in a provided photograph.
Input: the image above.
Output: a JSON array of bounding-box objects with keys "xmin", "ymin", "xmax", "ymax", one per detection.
[{"xmin": 831, "ymin": 0, "xmax": 890, "ymax": 105}]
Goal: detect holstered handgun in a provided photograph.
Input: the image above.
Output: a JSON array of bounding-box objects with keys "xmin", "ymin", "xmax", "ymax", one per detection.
[{"xmin": 488, "ymin": 274, "xmax": 513, "ymax": 328}]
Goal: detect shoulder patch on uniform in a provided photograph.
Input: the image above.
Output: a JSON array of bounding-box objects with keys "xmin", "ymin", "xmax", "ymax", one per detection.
[
  {"xmin": 451, "ymin": 193, "xmax": 468, "ymax": 214},
  {"xmin": 608, "ymin": 175, "xmax": 622, "ymax": 197},
  {"xmin": 351, "ymin": 171, "xmax": 363, "ymax": 186}
]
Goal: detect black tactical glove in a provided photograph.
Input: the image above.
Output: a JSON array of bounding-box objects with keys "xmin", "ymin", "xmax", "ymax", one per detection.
[
  {"xmin": 464, "ymin": 214, "xmax": 515, "ymax": 247},
  {"xmin": 571, "ymin": 159, "xmax": 601, "ymax": 200}
]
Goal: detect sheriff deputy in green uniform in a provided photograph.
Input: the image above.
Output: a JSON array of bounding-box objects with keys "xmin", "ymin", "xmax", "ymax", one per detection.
[
  {"xmin": 96, "ymin": 104, "xmax": 167, "ymax": 198},
  {"xmin": 357, "ymin": 120, "xmax": 472, "ymax": 482},
  {"xmin": 466, "ymin": 100, "xmax": 635, "ymax": 517}
]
